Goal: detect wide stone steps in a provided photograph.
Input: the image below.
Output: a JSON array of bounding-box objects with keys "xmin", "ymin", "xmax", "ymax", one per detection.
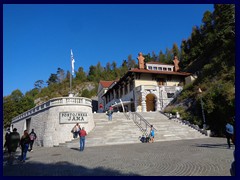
[
  {"xmin": 137, "ymin": 112, "xmax": 208, "ymax": 140},
  {"xmin": 60, "ymin": 112, "xmax": 208, "ymax": 148},
  {"xmin": 63, "ymin": 113, "xmax": 143, "ymax": 148}
]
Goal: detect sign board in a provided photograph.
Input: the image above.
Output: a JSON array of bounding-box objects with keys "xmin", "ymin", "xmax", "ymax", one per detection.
[{"xmin": 59, "ymin": 112, "xmax": 88, "ymax": 124}]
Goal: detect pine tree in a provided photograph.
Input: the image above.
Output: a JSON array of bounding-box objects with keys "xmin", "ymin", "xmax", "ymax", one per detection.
[
  {"xmin": 158, "ymin": 50, "xmax": 166, "ymax": 63},
  {"xmin": 172, "ymin": 43, "xmax": 180, "ymax": 57}
]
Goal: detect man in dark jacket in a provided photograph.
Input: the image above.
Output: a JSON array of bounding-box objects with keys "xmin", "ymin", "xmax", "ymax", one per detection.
[
  {"xmin": 28, "ymin": 129, "xmax": 37, "ymax": 152},
  {"xmin": 4, "ymin": 128, "xmax": 11, "ymax": 152},
  {"xmin": 7, "ymin": 128, "xmax": 20, "ymax": 164}
]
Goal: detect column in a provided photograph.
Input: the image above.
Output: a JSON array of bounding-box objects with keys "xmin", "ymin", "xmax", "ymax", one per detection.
[
  {"xmin": 156, "ymin": 99, "xmax": 161, "ymax": 111},
  {"xmin": 142, "ymin": 95, "xmax": 146, "ymax": 112}
]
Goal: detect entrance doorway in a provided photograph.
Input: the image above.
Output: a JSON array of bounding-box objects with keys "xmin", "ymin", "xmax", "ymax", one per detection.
[
  {"xmin": 157, "ymin": 78, "xmax": 165, "ymax": 86},
  {"xmin": 146, "ymin": 94, "xmax": 156, "ymax": 112},
  {"xmin": 26, "ymin": 118, "xmax": 31, "ymax": 132}
]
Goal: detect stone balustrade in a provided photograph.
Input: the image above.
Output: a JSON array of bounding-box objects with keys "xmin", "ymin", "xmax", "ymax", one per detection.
[{"xmin": 12, "ymin": 97, "xmax": 92, "ymax": 123}]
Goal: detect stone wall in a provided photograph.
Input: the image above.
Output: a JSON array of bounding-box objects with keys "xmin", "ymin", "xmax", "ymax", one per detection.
[{"xmin": 12, "ymin": 97, "xmax": 95, "ymax": 147}]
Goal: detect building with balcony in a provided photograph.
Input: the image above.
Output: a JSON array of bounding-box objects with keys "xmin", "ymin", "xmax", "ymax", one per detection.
[{"xmin": 97, "ymin": 53, "xmax": 191, "ymax": 112}]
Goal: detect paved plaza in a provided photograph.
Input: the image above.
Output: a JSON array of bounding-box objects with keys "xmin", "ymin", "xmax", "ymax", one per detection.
[{"xmin": 3, "ymin": 137, "xmax": 234, "ymax": 176}]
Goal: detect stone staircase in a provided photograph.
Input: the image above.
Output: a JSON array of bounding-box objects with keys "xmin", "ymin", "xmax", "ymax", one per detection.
[
  {"xmin": 137, "ymin": 112, "xmax": 208, "ymax": 141},
  {"xmin": 61, "ymin": 112, "xmax": 209, "ymax": 148},
  {"xmin": 63, "ymin": 112, "xmax": 143, "ymax": 148}
]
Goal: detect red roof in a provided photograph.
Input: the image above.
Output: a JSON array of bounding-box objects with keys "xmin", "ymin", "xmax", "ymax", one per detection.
[
  {"xmin": 99, "ymin": 81, "xmax": 116, "ymax": 88},
  {"xmin": 129, "ymin": 68, "xmax": 191, "ymax": 76}
]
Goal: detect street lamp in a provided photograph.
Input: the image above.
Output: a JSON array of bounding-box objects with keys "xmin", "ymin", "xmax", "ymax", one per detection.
[{"xmin": 198, "ymin": 88, "xmax": 206, "ymax": 130}]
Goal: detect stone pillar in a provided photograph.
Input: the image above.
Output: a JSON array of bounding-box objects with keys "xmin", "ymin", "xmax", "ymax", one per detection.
[
  {"xmin": 113, "ymin": 89, "xmax": 116, "ymax": 99},
  {"xmin": 135, "ymin": 100, "xmax": 139, "ymax": 112},
  {"xmin": 127, "ymin": 82, "xmax": 130, "ymax": 94},
  {"xmin": 142, "ymin": 96, "xmax": 146, "ymax": 112},
  {"xmin": 156, "ymin": 99, "xmax": 161, "ymax": 111},
  {"xmin": 159, "ymin": 89, "xmax": 164, "ymax": 110},
  {"xmin": 122, "ymin": 84, "xmax": 125, "ymax": 96},
  {"xmin": 118, "ymin": 88, "xmax": 120, "ymax": 99}
]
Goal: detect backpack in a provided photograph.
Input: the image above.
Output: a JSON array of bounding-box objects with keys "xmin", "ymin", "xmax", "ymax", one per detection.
[{"xmin": 30, "ymin": 133, "xmax": 35, "ymax": 140}]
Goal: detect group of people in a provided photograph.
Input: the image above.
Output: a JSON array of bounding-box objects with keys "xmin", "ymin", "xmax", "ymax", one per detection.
[
  {"xmin": 4, "ymin": 128, "xmax": 37, "ymax": 164},
  {"xmin": 71, "ymin": 123, "xmax": 87, "ymax": 151},
  {"xmin": 140, "ymin": 125, "xmax": 155, "ymax": 143}
]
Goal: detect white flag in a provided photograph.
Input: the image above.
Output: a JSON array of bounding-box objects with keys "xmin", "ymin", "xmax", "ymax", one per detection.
[{"xmin": 71, "ymin": 49, "xmax": 75, "ymax": 75}]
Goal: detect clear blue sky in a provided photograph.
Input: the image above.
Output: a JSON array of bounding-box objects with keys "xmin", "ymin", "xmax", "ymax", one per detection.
[{"xmin": 3, "ymin": 4, "xmax": 214, "ymax": 96}]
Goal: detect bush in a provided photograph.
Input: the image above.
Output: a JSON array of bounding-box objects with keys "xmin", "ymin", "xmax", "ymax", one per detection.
[{"xmin": 163, "ymin": 106, "xmax": 174, "ymax": 113}]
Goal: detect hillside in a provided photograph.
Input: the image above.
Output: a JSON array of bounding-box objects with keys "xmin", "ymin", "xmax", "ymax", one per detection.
[
  {"xmin": 3, "ymin": 5, "xmax": 235, "ymax": 136},
  {"xmin": 165, "ymin": 4, "xmax": 235, "ymax": 136}
]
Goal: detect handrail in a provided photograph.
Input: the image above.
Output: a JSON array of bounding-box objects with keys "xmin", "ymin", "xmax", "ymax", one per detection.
[{"xmin": 125, "ymin": 112, "xmax": 157, "ymax": 136}]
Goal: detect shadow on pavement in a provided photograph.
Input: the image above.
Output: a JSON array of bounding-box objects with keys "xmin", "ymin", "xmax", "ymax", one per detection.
[
  {"xmin": 3, "ymin": 161, "xmax": 140, "ymax": 176},
  {"xmin": 3, "ymin": 151, "xmax": 140, "ymax": 176},
  {"xmin": 70, "ymin": 147, "xmax": 80, "ymax": 151},
  {"xmin": 193, "ymin": 143, "xmax": 233, "ymax": 149}
]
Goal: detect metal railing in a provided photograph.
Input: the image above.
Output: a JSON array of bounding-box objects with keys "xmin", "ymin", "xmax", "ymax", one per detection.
[{"xmin": 125, "ymin": 112, "xmax": 157, "ymax": 136}]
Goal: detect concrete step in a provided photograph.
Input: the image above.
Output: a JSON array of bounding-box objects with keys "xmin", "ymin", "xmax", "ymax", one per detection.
[{"xmin": 61, "ymin": 112, "xmax": 209, "ymax": 148}]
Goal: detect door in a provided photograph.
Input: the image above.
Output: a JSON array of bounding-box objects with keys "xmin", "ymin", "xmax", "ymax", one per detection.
[{"xmin": 146, "ymin": 94, "xmax": 156, "ymax": 112}]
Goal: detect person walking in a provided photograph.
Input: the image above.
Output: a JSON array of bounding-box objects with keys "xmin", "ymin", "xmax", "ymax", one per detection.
[
  {"xmin": 72, "ymin": 123, "xmax": 81, "ymax": 139},
  {"xmin": 149, "ymin": 125, "xmax": 155, "ymax": 143},
  {"xmin": 20, "ymin": 130, "xmax": 30, "ymax": 162},
  {"xmin": 230, "ymin": 118, "xmax": 235, "ymax": 176},
  {"xmin": 28, "ymin": 129, "xmax": 37, "ymax": 152},
  {"xmin": 99, "ymin": 103, "xmax": 103, "ymax": 113},
  {"xmin": 107, "ymin": 106, "xmax": 113, "ymax": 121},
  {"xmin": 79, "ymin": 127, "xmax": 87, "ymax": 151},
  {"xmin": 6, "ymin": 128, "xmax": 20, "ymax": 164},
  {"xmin": 225, "ymin": 118, "xmax": 234, "ymax": 149},
  {"xmin": 4, "ymin": 128, "xmax": 11, "ymax": 152}
]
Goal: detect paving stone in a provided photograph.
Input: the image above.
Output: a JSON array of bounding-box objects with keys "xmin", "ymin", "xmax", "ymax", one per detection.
[{"xmin": 3, "ymin": 138, "xmax": 234, "ymax": 176}]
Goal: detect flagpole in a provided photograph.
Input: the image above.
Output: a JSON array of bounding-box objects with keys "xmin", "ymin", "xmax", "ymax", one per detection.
[
  {"xmin": 70, "ymin": 52, "xmax": 72, "ymax": 93},
  {"xmin": 69, "ymin": 49, "xmax": 74, "ymax": 97}
]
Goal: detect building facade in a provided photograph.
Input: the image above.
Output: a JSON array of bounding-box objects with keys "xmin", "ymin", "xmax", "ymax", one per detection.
[{"xmin": 98, "ymin": 53, "xmax": 191, "ymax": 112}]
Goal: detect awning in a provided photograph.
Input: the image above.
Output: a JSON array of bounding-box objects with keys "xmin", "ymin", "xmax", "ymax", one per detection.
[{"xmin": 112, "ymin": 100, "xmax": 132, "ymax": 107}]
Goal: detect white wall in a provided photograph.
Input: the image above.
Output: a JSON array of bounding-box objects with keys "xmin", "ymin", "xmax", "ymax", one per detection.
[{"xmin": 12, "ymin": 98, "xmax": 95, "ymax": 147}]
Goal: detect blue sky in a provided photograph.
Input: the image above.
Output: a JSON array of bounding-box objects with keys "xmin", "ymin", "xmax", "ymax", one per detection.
[{"xmin": 3, "ymin": 4, "xmax": 214, "ymax": 96}]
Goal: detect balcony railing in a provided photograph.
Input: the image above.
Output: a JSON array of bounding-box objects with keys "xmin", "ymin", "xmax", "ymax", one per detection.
[{"xmin": 12, "ymin": 97, "xmax": 92, "ymax": 122}]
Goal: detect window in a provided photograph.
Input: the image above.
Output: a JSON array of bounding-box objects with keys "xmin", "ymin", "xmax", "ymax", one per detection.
[
  {"xmin": 153, "ymin": 67, "xmax": 157, "ymax": 70},
  {"xmin": 168, "ymin": 68, "xmax": 172, "ymax": 71},
  {"xmin": 163, "ymin": 67, "xmax": 167, "ymax": 71},
  {"xmin": 158, "ymin": 67, "xmax": 162, "ymax": 71},
  {"xmin": 148, "ymin": 66, "xmax": 152, "ymax": 70},
  {"xmin": 167, "ymin": 93, "xmax": 175, "ymax": 98},
  {"xmin": 167, "ymin": 75, "xmax": 172, "ymax": 81}
]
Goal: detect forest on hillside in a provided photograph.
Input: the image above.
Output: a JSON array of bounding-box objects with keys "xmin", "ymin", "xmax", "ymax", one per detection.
[
  {"xmin": 165, "ymin": 4, "xmax": 235, "ymax": 135},
  {"xmin": 3, "ymin": 5, "xmax": 235, "ymax": 136}
]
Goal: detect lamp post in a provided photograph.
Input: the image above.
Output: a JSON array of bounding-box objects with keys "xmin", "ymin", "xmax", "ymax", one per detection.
[{"xmin": 198, "ymin": 88, "xmax": 206, "ymax": 130}]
